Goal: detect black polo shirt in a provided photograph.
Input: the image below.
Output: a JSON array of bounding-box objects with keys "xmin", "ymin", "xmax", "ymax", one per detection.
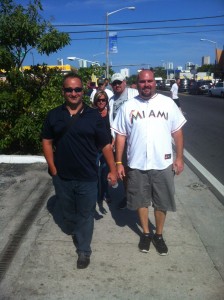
[{"xmin": 42, "ymin": 103, "xmax": 110, "ymax": 181}]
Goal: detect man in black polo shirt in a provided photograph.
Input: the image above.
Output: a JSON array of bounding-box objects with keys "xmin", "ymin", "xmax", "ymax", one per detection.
[{"xmin": 42, "ymin": 72, "xmax": 117, "ymax": 269}]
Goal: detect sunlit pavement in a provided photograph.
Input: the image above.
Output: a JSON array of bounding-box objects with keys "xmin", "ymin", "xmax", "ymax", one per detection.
[{"xmin": 0, "ymin": 160, "xmax": 224, "ymax": 299}]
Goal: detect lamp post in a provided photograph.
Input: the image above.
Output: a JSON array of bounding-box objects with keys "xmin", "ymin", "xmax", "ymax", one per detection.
[
  {"xmin": 200, "ymin": 39, "xmax": 217, "ymax": 63},
  {"xmin": 93, "ymin": 52, "xmax": 104, "ymax": 66},
  {"xmin": 106, "ymin": 6, "xmax": 135, "ymax": 78},
  {"xmin": 200, "ymin": 38, "xmax": 218, "ymax": 79},
  {"xmin": 67, "ymin": 57, "xmax": 100, "ymax": 67},
  {"xmin": 93, "ymin": 52, "xmax": 104, "ymax": 58}
]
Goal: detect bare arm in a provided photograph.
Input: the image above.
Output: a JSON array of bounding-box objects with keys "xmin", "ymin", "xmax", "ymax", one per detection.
[
  {"xmin": 101, "ymin": 144, "xmax": 117, "ymax": 185},
  {"xmin": 170, "ymin": 86, "xmax": 173, "ymax": 99},
  {"xmin": 172, "ymin": 128, "xmax": 184, "ymax": 175},
  {"xmin": 115, "ymin": 134, "xmax": 126, "ymax": 179},
  {"xmin": 42, "ymin": 139, "xmax": 57, "ymax": 176}
]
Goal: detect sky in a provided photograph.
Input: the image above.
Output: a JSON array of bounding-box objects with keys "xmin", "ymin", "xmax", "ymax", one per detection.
[{"xmin": 19, "ymin": 0, "xmax": 224, "ymax": 75}]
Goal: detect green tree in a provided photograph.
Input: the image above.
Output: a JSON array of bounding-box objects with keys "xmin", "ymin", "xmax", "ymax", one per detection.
[
  {"xmin": 197, "ymin": 64, "xmax": 215, "ymax": 73},
  {"xmin": 0, "ymin": 66, "xmax": 64, "ymax": 154},
  {"xmin": 0, "ymin": 0, "xmax": 70, "ymax": 71},
  {"xmin": 126, "ymin": 74, "xmax": 137, "ymax": 85},
  {"xmin": 76, "ymin": 65, "xmax": 107, "ymax": 105},
  {"xmin": 153, "ymin": 67, "xmax": 167, "ymax": 79},
  {"xmin": 0, "ymin": 64, "xmax": 110, "ymax": 154},
  {"xmin": 197, "ymin": 63, "xmax": 223, "ymax": 80}
]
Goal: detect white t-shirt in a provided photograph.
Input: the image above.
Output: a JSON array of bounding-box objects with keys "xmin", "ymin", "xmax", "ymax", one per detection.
[
  {"xmin": 90, "ymin": 88, "xmax": 114, "ymax": 103},
  {"xmin": 170, "ymin": 83, "xmax": 179, "ymax": 99},
  {"xmin": 109, "ymin": 88, "xmax": 139, "ymax": 138},
  {"xmin": 112, "ymin": 93, "xmax": 186, "ymax": 170}
]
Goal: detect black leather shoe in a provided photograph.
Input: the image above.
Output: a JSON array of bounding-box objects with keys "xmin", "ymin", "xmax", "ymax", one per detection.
[{"xmin": 77, "ymin": 253, "xmax": 90, "ymax": 269}]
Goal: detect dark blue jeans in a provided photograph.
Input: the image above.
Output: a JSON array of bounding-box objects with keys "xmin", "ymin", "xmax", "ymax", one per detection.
[
  {"xmin": 52, "ymin": 175, "xmax": 97, "ymax": 256},
  {"xmin": 97, "ymin": 152, "xmax": 109, "ymax": 201}
]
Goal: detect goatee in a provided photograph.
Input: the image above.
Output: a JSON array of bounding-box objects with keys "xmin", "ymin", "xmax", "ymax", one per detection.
[{"xmin": 67, "ymin": 99, "xmax": 82, "ymax": 110}]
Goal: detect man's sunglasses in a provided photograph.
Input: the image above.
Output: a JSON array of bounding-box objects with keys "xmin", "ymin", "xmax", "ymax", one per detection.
[
  {"xmin": 112, "ymin": 81, "xmax": 122, "ymax": 86},
  {"xmin": 63, "ymin": 87, "xmax": 83, "ymax": 93}
]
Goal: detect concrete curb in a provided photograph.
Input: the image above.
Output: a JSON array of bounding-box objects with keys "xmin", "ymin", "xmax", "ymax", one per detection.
[
  {"xmin": 1, "ymin": 152, "xmax": 223, "ymax": 205},
  {"xmin": 0, "ymin": 155, "xmax": 46, "ymax": 164},
  {"xmin": 184, "ymin": 149, "xmax": 224, "ymax": 205}
]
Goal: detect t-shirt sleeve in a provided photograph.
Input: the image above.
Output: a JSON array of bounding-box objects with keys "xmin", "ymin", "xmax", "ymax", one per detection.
[
  {"xmin": 171, "ymin": 103, "xmax": 187, "ymax": 133},
  {"xmin": 111, "ymin": 105, "xmax": 127, "ymax": 136},
  {"xmin": 41, "ymin": 112, "xmax": 54, "ymax": 140}
]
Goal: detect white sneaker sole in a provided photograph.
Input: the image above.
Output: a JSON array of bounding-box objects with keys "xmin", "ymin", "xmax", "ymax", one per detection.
[{"xmin": 139, "ymin": 249, "xmax": 150, "ymax": 253}]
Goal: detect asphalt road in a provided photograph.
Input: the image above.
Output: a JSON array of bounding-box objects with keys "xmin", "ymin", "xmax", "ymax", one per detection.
[{"xmin": 161, "ymin": 90, "xmax": 224, "ymax": 185}]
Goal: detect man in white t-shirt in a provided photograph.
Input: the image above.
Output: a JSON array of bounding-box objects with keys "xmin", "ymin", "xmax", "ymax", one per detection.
[
  {"xmin": 170, "ymin": 78, "xmax": 181, "ymax": 109},
  {"xmin": 112, "ymin": 70, "xmax": 186, "ymax": 256},
  {"xmin": 109, "ymin": 73, "xmax": 138, "ymax": 209}
]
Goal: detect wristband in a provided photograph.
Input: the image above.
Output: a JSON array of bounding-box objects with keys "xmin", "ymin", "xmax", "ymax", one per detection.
[{"xmin": 115, "ymin": 162, "xmax": 122, "ymax": 165}]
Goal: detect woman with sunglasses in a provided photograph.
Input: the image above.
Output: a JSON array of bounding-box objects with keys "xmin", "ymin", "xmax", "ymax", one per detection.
[{"xmin": 93, "ymin": 91, "xmax": 113, "ymax": 204}]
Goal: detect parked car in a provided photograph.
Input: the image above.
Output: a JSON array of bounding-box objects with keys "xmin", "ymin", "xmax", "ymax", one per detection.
[
  {"xmin": 208, "ymin": 82, "xmax": 224, "ymax": 97},
  {"xmin": 188, "ymin": 80, "xmax": 211, "ymax": 95},
  {"xmin": 200, "ymin": 80, "xmax": 213, "ymax": 94},
  {"xmin": 179, "ymin": 79, "xmax": 189, "ymax": 92},
  {"xmin": 158, "ymin": 79, "xmax": 175, "ymax": 90},
  {"xmin": 155, "ymin": 77, "xmax": 163, "ymax": 90}
]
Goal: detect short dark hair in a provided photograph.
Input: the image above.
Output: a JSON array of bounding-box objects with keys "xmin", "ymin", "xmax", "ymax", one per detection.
[{"xmin": 62, "ymin": 72, "xmax": 83, "ymax": 86}]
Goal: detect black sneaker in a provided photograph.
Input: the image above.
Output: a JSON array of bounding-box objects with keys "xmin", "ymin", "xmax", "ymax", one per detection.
[
  {"xmin": 152, "ymin": 235, "xmax": 168, "ymax": 256},
  {"xmin": 138, "ymin": 234, "xmax": 151, "ymax": 253},
  {"xmin": 77, "ymin": 253, "xmax": 90, "ymax": 269},
  {"xmin": 118, "ymin": 197, "xmax": 127, "ymax": 209}
]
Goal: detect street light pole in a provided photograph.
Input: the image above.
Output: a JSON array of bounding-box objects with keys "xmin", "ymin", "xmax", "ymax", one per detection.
[
  {"xmin": 93, "ymin": 52, "xmax": 104, "ymax": 58},
  {"xmin": 106, "ymin": 6, "xmax": 135, "ymax": 78},
  {"xmin": 67, "ymin": 57, "xmax": 100, "ymax": 67},
  {"xmin": 200, "ymin": 39, "xmax": 217, "ymax": 62},
  {"xmin": 200, "ymin": 38, "xmax": 218, "ymax": 79}
]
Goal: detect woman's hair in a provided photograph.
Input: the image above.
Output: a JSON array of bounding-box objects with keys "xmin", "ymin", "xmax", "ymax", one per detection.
[{"xmin": 93, "ymin": 90, "xmax": 109, "ymax": 107}]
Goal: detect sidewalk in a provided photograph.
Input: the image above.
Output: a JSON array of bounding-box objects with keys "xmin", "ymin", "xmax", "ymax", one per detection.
[{"xmin": 0, "ymin": 162, "xmax": 223, "ymax": 300}]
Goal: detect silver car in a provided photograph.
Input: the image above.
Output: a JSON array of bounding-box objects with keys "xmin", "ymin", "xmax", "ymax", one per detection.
[{"xmin": 208, "ymin": 82, "xmax": 224, "ymax": 97}]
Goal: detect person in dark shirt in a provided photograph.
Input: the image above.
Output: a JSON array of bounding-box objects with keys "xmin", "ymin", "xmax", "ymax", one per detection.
[
  {"xmin": 93, "ymin": 90, "xmax": 113, "ymax": 204},
  {"xmin": 42, "ymin": 72, "xmax": 117, "ymax": 269}
]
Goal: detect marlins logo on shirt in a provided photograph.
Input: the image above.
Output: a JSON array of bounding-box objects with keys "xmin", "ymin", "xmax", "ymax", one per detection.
[{"xmin": 130, "ymin": 109, "xmax": 168, "ymax": 124}]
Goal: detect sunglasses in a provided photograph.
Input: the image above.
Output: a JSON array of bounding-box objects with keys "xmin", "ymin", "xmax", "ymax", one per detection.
[
  {"xmin": 96, "ymin": 98, "xmax": 107, "ymax": 102},
  {"xmin": 63, "ymin": 87, "xmax": 83, "ymax": 93},
  {"xmin": 112, "ymin": 81, "xmax": 122, "ymax": 86}
]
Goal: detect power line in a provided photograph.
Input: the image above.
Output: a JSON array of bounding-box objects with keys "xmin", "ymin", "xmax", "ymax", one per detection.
[
  {"xmin": 70, "ymin": 29, "xmax": 223, "ymax": 41},
  {"xmin": 53, "ymin": 14, "xmax": 224, "ymax": 27},
  {"xmin": 65, "ymin": 23, "xmax": 224, "ymax": 34}
]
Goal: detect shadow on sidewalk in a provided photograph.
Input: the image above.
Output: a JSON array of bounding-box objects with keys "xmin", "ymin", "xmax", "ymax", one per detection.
[
  {"xmin": 46, "ymin": 181, "xmax": 155, "ymax": 238},
  {"xmin": 46, "ymin": 195, "xmax": 72, "ymax": 235},
  {"xmin": 96, "ymin": 181, "xmax": 155, "ymax": 237}
]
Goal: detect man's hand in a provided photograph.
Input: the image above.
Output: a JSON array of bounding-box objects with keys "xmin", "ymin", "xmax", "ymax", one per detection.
[
  {"xmin": 107, "ymin": 170, "xmax": 118, "ymax": 186},
  {"xmin": 173, "ymin": 158, "xmax": 184, "ymax": 175},
  {"xmin": 116, "ymin": 164, "xmax": 126, "ymax": 180}
]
